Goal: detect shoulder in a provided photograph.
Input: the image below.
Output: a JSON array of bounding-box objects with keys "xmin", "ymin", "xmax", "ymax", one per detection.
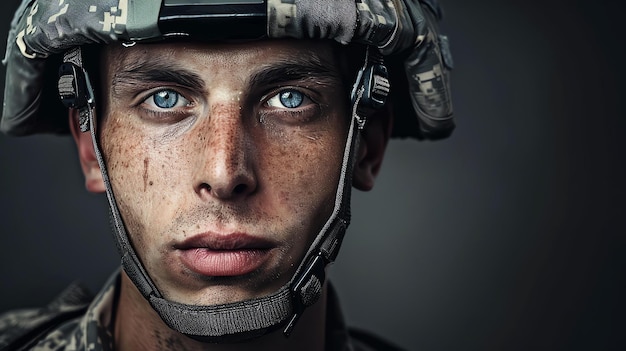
[
  {"xmin": 0, "ymin": 283, "xmax": 93, "ymax": 351},
  {"xmin": 348, "ymin": 327, "xmax": 407, "ymax": 351}
]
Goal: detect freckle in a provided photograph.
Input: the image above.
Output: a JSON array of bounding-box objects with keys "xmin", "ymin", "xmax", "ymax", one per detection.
[{"xmin": 143, "ymin": 157, "xmax": 149, "ymax": 192}]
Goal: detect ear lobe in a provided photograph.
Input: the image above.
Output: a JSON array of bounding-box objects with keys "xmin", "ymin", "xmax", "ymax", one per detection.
[
  {"xmin": 69, "ymin": 110, "xmax": 105, "ymax": 193},
  {"xmin": 352, "ymin": 107, "xmax": 393, "ymax": 191}
]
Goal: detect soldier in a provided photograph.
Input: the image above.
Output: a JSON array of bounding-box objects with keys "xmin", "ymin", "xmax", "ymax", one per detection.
[{"xmin": 0, "ymin": 0, "xmax": 453, "ymax": 350}]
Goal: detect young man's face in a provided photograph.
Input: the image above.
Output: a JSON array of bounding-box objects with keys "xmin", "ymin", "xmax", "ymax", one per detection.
[{"xmin": 97, "ymin": 40, "xmax": 351, "ymax": 306}]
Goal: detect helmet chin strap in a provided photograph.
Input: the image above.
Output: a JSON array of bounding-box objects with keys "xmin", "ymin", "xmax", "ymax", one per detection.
[{"xmin": 59, "ymin": 46, "xmax": 388, "ymax": 342}]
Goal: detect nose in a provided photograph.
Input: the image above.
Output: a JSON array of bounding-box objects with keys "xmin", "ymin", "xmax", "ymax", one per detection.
[{"xmin": 194, "ymin": 102, "xmax": 257, "ymax": 201}]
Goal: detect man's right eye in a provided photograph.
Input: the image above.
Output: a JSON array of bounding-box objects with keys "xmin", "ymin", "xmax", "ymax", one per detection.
[{"xmin": 144, "ymin": 89, "xmax": 190, "ymax": 109}]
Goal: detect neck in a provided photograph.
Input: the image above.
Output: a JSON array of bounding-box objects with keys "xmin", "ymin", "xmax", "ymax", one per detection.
[{"xmin": 114, "ymin": 272, "xmax": 327, "ymax": 351}]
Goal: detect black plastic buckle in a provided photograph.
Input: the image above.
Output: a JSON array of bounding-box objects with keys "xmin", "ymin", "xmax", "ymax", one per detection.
[
  {"xmin": 58, "ymin": 53, "xmax": 95, "ymax": 132},
  {"xmin": 361, "ymin": 63, "xmax": 390, "ymax": 110},
  {"xmin": 350, "ymin": 48, "xmax": 390, "ymax": 129},
  {"xmin": 283, "ymin": 253, "xmax": 327, "ymax": 336},
  {"xmin": 58, "ymin": 62, "xmax": 89, "ymax": 110}
]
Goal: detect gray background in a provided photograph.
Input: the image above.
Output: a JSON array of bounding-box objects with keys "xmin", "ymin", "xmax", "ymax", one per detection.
[{"xmin": 1, "ymin": 0, "xmax": 624, "ymax": 350}]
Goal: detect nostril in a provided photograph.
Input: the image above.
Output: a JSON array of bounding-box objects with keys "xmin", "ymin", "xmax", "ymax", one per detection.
[
  {"xmin": 198, "ymin": 183, "xmax": 211, "ymax": 194},
  {"xmin": 196, "ymin": 182, "xmax": 251, "ymax": 199},
  {"xmin": 233, "ymin": 184, "xmax": 247, "ymax": 195}
]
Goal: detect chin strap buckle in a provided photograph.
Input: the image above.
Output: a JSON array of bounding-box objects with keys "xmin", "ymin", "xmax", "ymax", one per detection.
[
  {"xmin": 283, "ymin": 218, "xmax": 347, "ymax": 337},
  {"xmin": 284, "ymin": 253, "xmax": 327, "ymax": 336}
]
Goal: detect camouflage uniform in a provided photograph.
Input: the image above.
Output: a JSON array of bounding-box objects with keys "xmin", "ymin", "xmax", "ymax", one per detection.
[
  {"xmin": 0, "ymin": 271, "xmax": 402, "ymax": 351},
  {"xmin": 0, "ymin": 273, "xmax": 116, "ymax": 351}
]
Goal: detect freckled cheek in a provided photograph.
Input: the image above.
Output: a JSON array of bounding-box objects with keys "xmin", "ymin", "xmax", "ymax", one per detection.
[
  {"xmin": 100, "ymin": 123, "xmax": 190, "ymax": 234},
  {"xmin": 102, "ymin": 134, "xmax": 145, "ymax": 199},
  {"xmin": 261, "ymin": 137, "xmax": 343, "ymax": 222}
]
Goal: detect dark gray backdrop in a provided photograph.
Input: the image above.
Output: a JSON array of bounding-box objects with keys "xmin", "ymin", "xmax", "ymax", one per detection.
[{"xmin": 1, "ymin": 1, "xmax": 624, "ymax": 350}]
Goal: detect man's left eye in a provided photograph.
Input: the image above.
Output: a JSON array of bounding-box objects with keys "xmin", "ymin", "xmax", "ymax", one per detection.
[
  {"xmin": 144, "ymin": 89, "xmax": 190, "ymax": 109},
  {"xmin": 266, "ymin": 89, "xmax": 306, "ymax": 109}
]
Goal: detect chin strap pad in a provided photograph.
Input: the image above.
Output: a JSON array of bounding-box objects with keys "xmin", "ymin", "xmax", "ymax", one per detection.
[{"xmin": 149, "ymin": 286, "xmax": 293, "ymax": 342}]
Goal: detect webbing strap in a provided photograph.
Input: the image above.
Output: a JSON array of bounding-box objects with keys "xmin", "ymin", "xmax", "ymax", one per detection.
[{"xmin": 150, "ymin": 286, "xmax": 292, "ymax": 340}]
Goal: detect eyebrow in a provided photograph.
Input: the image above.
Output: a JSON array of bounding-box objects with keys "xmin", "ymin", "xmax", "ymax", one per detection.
[
  {"xmin": 110, "ymin": 51, "xmax": 343, "ymax": 97},
  {"xmin": 111, "ymin": 60, "xmax": 205, "ymax": 97},
  {"xmin": 249, "ymin": 55, "xmax": 343, "ymax": 89}
]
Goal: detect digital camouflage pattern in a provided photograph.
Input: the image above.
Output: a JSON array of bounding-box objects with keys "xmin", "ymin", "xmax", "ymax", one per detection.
[
  {"xmin": 1, "ymin": 0, "xmax": 163, "ymax": 136},
  {"xmin": 268, "ymin": 0, "xmax": 422, "ymax": 53},
  {"xmin": 0, "ymin": 272, "xmax": 400, "ymax": 351},
  {"xmin": 0, "ymin": 273, "xmax": 116, "ymax": 351}
]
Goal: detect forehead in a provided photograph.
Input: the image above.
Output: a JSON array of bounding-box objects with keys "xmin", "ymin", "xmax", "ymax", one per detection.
[{"xmin": 102, "ymin": 39, "xmax": 343, "ymax": 81}]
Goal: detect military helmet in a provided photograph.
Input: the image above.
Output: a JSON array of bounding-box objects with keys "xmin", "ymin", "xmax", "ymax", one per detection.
[{"xmin": 2, "ymin": 0, "xmax": 454, "ymax": 139}]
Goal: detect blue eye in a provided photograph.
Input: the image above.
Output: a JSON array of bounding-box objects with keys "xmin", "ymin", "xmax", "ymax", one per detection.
[
  {"xmin": 267, "ymin": 90, "xmax": 305, "ymax": 108},
  {"xmin": 153, "ymin": 90, "xmax": 180, "ymax": 109},
  {"xmin": 280, "ymin": 90, "xmax": 303, "ymax": 108},
  {"xmin": 140, "ymin": 88, "xmax": 193, "ymax": 122},
  {"xmin": 143, "ymin": 89, "xmax": 191, "ymax": 111}
]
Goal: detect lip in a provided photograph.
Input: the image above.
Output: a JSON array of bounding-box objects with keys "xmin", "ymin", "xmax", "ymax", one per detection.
[{"xmin": 173, "ymin": 233, "xmax": 274, "ymax": 277}]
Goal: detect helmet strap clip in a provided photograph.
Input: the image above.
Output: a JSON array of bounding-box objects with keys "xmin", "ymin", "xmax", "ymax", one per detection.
[
  {"xmin": 58, "ymin": 47, "xmax": 95, "ymax": 132},
  {"xmin": 350, "ymin": 46, "xmax": 390, "ymax": 130}
]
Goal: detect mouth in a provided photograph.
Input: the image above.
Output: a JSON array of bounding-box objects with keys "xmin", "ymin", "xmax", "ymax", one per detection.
[{"xmin": 173, "ymin": 233, "xmax": 275, "ymax": 277}]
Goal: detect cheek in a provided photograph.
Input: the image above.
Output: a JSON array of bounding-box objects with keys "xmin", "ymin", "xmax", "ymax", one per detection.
[
  {"xmin": 101, "ymin": 117, "xmax": 144, "ymax": 199},
  {"xmin": 258, "ymin": 127, "xmax": 345, "ymax": 224},
  {"xmin": 100, "ymin": 114, "xmax": 185, "ymax": 240}
]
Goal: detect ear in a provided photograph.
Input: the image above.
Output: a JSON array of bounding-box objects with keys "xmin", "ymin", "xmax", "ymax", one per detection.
[
  {"xmin": 69, "ymin": 110, "xmax": 105, "ymax": 193},
  {"xmin": 352, "ymin": 106, "xmax": 393, "ymax": 191}
]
